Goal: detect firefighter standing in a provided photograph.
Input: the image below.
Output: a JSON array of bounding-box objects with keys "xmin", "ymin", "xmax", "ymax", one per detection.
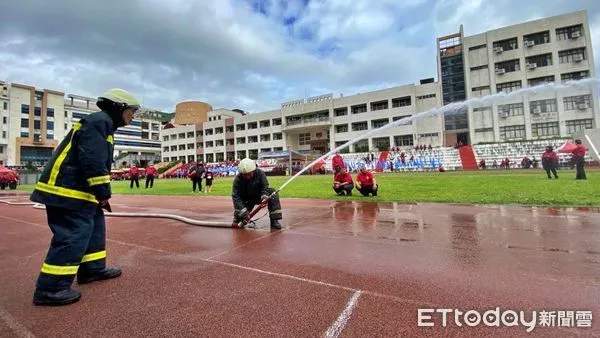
[
  {"xmin": 189, "ymin": 162, "xmax": 204, "ymax": 193},
  {"xmin": 145, "ymin": 164, "xmax": 157, "ymax": 188},
  {"xmin": 571, "ymin": 139, "xmax": 588, "ymax": 180},
  {"xmin": 129, "ymin": 164, "xmax": 140, "ymax": 189},
  {"xmin": 541, "ymin": 145, "xmax": 559, "ymax": 179},
  {"xmin": 232, "ymin": 158, "xmax": 282, "ymax": 229},
  {"xmin": 29, "ymin": 88, "xmax": 141, "ymax": 306}
]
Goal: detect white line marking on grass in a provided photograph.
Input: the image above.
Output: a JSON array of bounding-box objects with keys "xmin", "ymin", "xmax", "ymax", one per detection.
[{"xmin": 325, "ymin": 290, "xmax": 362, "ymax": 338}]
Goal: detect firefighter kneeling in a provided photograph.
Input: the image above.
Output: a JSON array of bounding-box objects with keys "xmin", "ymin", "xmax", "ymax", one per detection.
[
  {"xmin": 29, "ymin": 88, "xmax": 141, "ymax": 306},
  {"xmin": 232, "ymin": 158, "xmax": 282, "ymax": 229}
]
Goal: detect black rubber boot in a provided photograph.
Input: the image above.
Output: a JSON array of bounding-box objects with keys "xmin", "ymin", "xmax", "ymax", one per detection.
[
  {"xmin": 270, "ymin": 219, "xmax": 282, "ymax": 230},
  {"xmin": 33, "ymin": 289, "xmax": 81, "ymax": 306},
  {"xmin": 77, "ymin": 267, "xmax": 122, "ymax": 284}
]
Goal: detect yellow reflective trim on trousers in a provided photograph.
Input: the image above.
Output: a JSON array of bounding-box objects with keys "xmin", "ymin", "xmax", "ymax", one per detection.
[
  {"xmin": 269, "ymin": 209, "xmax": 282, "ymax": 215},
  {"xmin": 87, "ymin": 175, "xmax": 110, "ymax": 186},
  {"xmin": 48, "ymin": 123, "xmax": 81, "ymax": 185},
  {"xmin": 81, "ymin": 250, "xmax": 106, "ymax": 263},
  {"xmin": 35, "ymin": 181, "xmax": 98, "ymax": 204},
  {"xmin": 107, "ymin": 135, "xmax": 114, "ymax": 144},
  {"xmin": 41, "ymin": 263, "xmax": 79, "ymax": 275}
]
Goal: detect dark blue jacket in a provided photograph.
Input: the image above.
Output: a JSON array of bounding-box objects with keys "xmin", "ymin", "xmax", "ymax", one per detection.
[{"xmin": 30, "ymin": 111, "xmax": 116, "ymax": 213}]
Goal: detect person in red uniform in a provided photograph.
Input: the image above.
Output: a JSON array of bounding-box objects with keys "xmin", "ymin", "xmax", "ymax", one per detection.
[
  {"xmin": 129, "ymin": 164, "xmax": 140, "ymax": 189},
  {"xmin": 571, "ymin": 139, "xmax": 588, "ymax": 180},
  {"xmin": 355, "ymin": 165, "xmax": 378, "ymax": 197},
  {"xmin": 333, "ymin": 167, "xmax": 354, "ymax": 196},
  {"xmin": 331, "ymin": 151, "xmax": 345, "ymax": 175},
  {"xmin": 145, "ymin": 164, "xmax": 157, "ymax": 188},
  {"xmin": 541, "ymin": 145, "xmax": 559, "ymax": 179}
]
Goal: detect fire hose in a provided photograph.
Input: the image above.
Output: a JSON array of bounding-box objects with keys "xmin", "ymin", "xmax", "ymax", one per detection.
[{"xmin": 0, "ymin": 191, "xmax": 279, "ymax": 229}]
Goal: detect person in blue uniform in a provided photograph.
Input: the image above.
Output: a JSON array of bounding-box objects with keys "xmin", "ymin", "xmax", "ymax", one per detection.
[{"xmin": 30, "ymin": 88, "xmax": 141, "ymax": 306}]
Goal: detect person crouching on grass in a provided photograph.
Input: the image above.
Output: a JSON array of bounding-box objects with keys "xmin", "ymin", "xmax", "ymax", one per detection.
[
  {"xmin": 355, "ymin": 164, "xmax": 378, "ymax": 197},
  {"xmin": 333, "ymin": 167, "xmax": 354, "ymax": 196}
]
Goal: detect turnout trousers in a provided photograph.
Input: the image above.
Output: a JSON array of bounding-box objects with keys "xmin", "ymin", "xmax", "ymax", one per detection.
[{"xmin": 36, "ymin": 206, "xmax": 107, "ymax": 292}]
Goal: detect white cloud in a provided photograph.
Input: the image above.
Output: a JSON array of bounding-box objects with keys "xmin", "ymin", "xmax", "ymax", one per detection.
[{"xmin": 0, "ymin": 0, "xmax": 597, "ymax": 114}]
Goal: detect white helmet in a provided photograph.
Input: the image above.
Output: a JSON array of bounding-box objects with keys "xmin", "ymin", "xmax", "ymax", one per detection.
[
  {"xmin": 238, "ymin": 158, "xmax": 256, "ymax": 174},
  {"xmin": 97, "ymin": 88, "xmax": 140, "ymax": 110}
]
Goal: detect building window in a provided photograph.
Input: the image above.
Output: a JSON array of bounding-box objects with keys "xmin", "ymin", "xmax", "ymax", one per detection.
[
  {"xmin": 528, "ymin": 76, "xmax": 554, "ymax": 86},
  {"xmin": 351, "ymin": 121, "xmax": 368, "ymax": 131},
  {"xmin": 298, "ymin": 133, "xmax": 311, "ymax": 145},
  {"xmin": 351, "ymin": 104, "xmax": 367, "ymax": 114},
  {"xmin": 556, "ymin": 24, "xmax": 583, "ymax": 41},
  {"xmin": 21, "ymin": 132, "xmax": 29, "ymax": 138},
  {"xmin": 495, "ymin": 59, "xmax": 520, "ymax": 73},
  {"xmin": 273, "ymin": 133, "xmax": 282, "ymax": 140},
  {"xmin": 236, "ymin": 137, "xmax": 245, "ymax": 144},
  {"xmin": 335, "ymin": 124, "xmax": 348, "ymax": 133},
  {"xmin": 561, "ymin": 71, "xmax": 589, "ymax": 82},
  {"xmin": 247, "ymin": 122, "xmax": 258, "ymax": 129},
  {"xmin": 47, "ymin": 121, "xmax": 54, "ymax": 130},
  {"xmin": 499, "ymin": 125, "xmax": 525, "ymax": 140},
  {"xmin": 566, "ymin": 119, "xmax": 593, "ymax": 135},
  {"xmin": 392, "ymin": 115, "xmax": 412, "ymax": 125},
  {"xmin": 247, "ymin": 136, "xmax": 258, "ymax": 143},
  {"xmin": 370, "ymin": 100, "xmax": 388, "ymax": 111},
  {"xmin": 531, "ymin": 122, "xmax": 559, "ymax": 137},
  {"xmin": 558, "ymin": 48, "xmax": 586, "ymax": 63},
  {"xmin": 236, "ymin": 124, "xmax": 245, "ymax": 131},
  {"xmin": 416, "ymin": 94, "xmax": 436, "ymax": 100},
  {"xmin": 334, "ymin": 108, "xmax": 347, "ymax": 116},
  {"xmin": 524, "ymin": 31, "xmax": 550, "ymax": 45},
  {"xmin": 3, "ymin": 116, "xmax": 6, "ymax": 124},
  {"xmin": 187, "ymin": 132, "xmax": 194, "ymax": 138},
  {"xmin": 498, "ymin": 103, "xmax": 524, "ymax": 117},
  {"xmin": 526, "ymin": 53, "xmax": 552, "ymax": 67},
  {"xmin": 470, "ymin": 65, "xmax": 488, "ymax": 71},
  {"xmin": 272, "ymin": 118, "xmax": 282, "ymax": 125},
  {"xmin": 260, "ymin": 134, "xmax": 270, "ymax": 142},
  {"xmin": 468, "ymin": 44, "xmax": 486, "ymax": 51},
  {"xmin": 2, "ymin": 131, "xmax": 5, "ymax": 138},
  {"xmin": 563, "ymin": 95, "xmax": 591, "ymax": 110},
  {"xmin": 530, "ymin": 99, "xmax": 557, "ymax": 113},
  {"xmin": 394, "ymin": 134, "xmax": 414, "ymax": 146},
  {"xmin": 371, "ymin": 118, "xmax": 389, "ymax": 129},
  {"xmin": 3, "ymin": 102, "xmax": 7, "ymax": 110},
  {"xmin": 392, "ymin": 96, "xmax": 411, "ymax": 107},
  {"xmin": 21, "ymin": 118, "xmax": 29, "ymax": 128},
  {"xmin": 21, "ymin": 104, "xmax": 29, "ymax": 114},
  {"xmin": 34, "ymin": 107, "xmax": 41, "ymax": 116},
  {"xmin": 372, "ymin": 137, "xmax": 390, "ymax": 150},
  {"xmin": 46, "ymin": 134, "xmax": 54, "ymax": 140},
  {"xmin": 47, "ymin": 108, "xmax": 54, "ymax": 117},
  {"xmin": 493, "ymin": 37, "xmax": 518, "ymax": 51},
  {"xmin": 353, "ymin": 139, "xmax": 369, "ymax": 152},
  {"xmin": 496, "ymin": 81, "xmax": 522, "ymax": 93},
  {"xmin": 260, "ymin": 120, "xmax": 270, "ymax": 127},
  {"xmin": 471, "ymin": 86, "xmax": 490, "ymax": 97}
]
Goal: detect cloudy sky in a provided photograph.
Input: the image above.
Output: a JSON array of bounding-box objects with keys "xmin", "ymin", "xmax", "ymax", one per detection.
[{"xmin": 0, "ymin": 0, "xmax": 597, "ymax": 114}]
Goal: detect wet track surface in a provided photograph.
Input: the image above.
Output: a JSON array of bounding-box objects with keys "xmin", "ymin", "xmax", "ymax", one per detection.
[{"xmin": 0, "ymin": 192, "xmax": 599, "ymax": 337}]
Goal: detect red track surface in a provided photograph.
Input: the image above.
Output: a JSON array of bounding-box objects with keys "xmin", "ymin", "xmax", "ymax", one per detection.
[{"xmin": 1, "ymin": 192, "xmax": 599, "ymax": 337}]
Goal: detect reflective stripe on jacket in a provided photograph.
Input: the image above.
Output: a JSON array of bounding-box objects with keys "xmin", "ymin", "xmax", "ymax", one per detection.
[{"xmin": 30, "ymin": 111, "xmax": 115, "ymax": 213}]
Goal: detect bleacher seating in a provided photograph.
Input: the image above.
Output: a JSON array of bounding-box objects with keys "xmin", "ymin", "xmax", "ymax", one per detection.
[{"xmin": 472, "ymin": 139, "xmax": 594, "ymax": 169}]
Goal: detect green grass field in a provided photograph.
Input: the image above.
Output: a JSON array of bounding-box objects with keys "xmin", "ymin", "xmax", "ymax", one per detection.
[{"xmin": 16, "ymin": 169, "xmax": 600, "ymax": 206}]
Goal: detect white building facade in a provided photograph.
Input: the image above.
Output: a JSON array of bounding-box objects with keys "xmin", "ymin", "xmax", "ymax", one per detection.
[
  {"xmin": 0, "ymin": 82, "xmax": 164, "ymax": 166},
  {"xmin": 438, "ymin": 10, "xmax": 597, "ymax": 145}
]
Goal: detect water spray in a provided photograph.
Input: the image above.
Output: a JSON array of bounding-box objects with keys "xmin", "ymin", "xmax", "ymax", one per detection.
[{"xmin": 1, "ymin": 79, "xmax": 597, "ymax": 229}]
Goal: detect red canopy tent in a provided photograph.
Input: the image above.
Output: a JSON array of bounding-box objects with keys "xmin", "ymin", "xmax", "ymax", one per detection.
[{"xmin": 557, "ymin": 140, "xmax": 577, "ymax": 153}]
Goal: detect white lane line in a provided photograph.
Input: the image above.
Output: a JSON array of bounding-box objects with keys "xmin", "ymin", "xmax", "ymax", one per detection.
[
  {"xmin": 0, "ymin": 304, "xmax": 36, "ymax": 338},
  {"xmin": 324, "ymin": 290, "xmax": 362, "ymax": 338}
]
